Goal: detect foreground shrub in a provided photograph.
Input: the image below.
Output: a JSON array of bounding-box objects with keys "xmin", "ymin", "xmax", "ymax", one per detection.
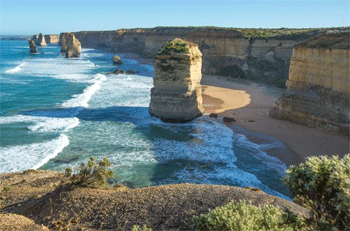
[
  {"xmin": 193, "ymin": 200, "xmax": 306, "ymax": 231},
  {"xmin": 65, "ymin": 157, "xmax": 114, "ymax": 187},
  {"xmin": 132, "ymin": 224, "xmax": 153, "ymax": 231},
  {"xmin": 284, "ymin": 154, "xmax": 350, "ymax": 230}
]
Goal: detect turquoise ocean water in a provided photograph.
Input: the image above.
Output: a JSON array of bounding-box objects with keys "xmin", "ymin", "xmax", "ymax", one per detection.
[{"xmin": 0, "ymin": 40, "xmax": 291, "ymax": 199}]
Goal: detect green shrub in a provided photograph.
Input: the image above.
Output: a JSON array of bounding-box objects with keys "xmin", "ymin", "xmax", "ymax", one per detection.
[
  {"xmin": 162, "ymin": 39, "xmax": 189, "ymax": 54},
  {"xmin": 132, "ymin": 224, "xmax": 153, "ymax": 231},
  {"xmin": 193, "ymin": 200, "xmax": 306, "ymax": 231},
  {"xmin": 284, "ymin": 154, "xmax": 350, "ymax": 230},
  {"xmin": 65, "ymin": 157, "xmax": 114, "ymax": 188}
]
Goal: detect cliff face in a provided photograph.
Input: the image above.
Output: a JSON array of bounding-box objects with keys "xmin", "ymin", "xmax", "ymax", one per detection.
[
  {"xmin": 44, "ymin": 34, "xmax": 59, "ymax": 44},
  {"xmin": 149, "ymin": 38, "xmax": 204, "ymax": 122},
  {"xmin": 270, "ymin": 32, "xmax": 350, "ymax": 134},
  {"xmin": 60, "ymin": 27, "xmax": 322, "ymax": 86}
]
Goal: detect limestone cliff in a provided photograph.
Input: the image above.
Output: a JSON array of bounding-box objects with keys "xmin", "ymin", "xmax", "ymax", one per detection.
[
  {"xmin": 60, "ymin": 33, "xmax": 81, "ymax": 58},
  {"xmin": 270, "ymin": 32, "xmax": 350, "ymax": 134},
  {"xmin": 44, "ymin": 34, "xmax": 59, "ymax": 44},
  {"xmin": 28, "ymin": 39, "xmax": 38, "ymax": 53},
  {"xmin": 32, "ymin": 33, "xmax": 46, "ymax": 46},
  {"xmin": 59, "ymin": 27, "xmax": 327, "ymax": 86},
  {"xmin": 149, "ymin": 38, "xmax": 204, "ymax": 122}
]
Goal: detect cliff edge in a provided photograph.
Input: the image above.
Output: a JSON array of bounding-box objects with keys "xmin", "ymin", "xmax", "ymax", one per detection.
[{"xmin": 270, "ymin": 32, "xmax": 350, "ymax": 135}]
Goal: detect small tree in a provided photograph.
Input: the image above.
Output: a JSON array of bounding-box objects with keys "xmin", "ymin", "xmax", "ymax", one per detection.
[
  {"xmin": 284, "ymin": 154, "xmax": 350, "ymax": 230},
  {"xmin": 65, "ymin": 157, "xmax": 114, "ymax": 188}
]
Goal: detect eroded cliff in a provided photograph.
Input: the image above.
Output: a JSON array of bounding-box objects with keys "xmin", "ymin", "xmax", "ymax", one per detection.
[
  {"xmin": 270, "ymin": 32, "xmax": 350, "ymax": 134},
  {"xmin": 59, "ymin": 27, "xmax": 326, "ymax": 86},
  {"xmin": 149, "ymin": 38, "xmax": 204, "ymax": 122},
  {"xmin": 44, "ymin": 34, "xmax": 59, "ymax": 44}
]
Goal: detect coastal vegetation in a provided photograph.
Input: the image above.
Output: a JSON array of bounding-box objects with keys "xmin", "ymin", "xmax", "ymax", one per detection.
[
  {"xmin": 65, "ymin": 157, "xmax": 114, "ymax": 188},
  {"xmin": 1, "ymin": 154, "xmax": 349, "ymax": 230},
  {"xmin": 161, "ymin": 39, "xmax": 189, "ymax": 54}
]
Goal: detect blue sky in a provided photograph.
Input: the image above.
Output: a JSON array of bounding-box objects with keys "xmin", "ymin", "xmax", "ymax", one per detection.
[{"xmin": 1, "ymin": 0, "xmax": 349, "ymax": 35}]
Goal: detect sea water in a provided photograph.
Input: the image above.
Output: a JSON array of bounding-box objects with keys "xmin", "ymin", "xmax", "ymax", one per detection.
[{"xmin": 0, "ymin": 40, "xmax": 291, "ymax": 199}]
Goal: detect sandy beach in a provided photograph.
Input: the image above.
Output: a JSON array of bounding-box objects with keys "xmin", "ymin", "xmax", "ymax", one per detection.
[{"xmin": 201, "ymin": 75, "xmax": 349, "ymax": 166}]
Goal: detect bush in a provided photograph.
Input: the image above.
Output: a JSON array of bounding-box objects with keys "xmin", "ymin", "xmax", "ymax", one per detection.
[
  {"xmin": 193, "ymin": 200, "xmax": 306, "ymax": 231},
  {"xmin": 284, "ymin": 154, "xmax": 350, "ymax": 230},
  {"xmin": 132, "ymin": 224, "xmax": 153, "ymax": 231},
  {"xmin": 65, "ymin": 157, "xmax": 114, "ymax": 188}
]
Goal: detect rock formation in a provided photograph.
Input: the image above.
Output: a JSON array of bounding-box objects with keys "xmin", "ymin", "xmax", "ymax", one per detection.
[
  {"xmin": 112, "ymin": 55, "xmax": 122, "ymax": 64},
  {"xmin": 270, "ymin": 32, "xmax": 350, "ymax": 135},
  {"xmin": 28, "ymin": 39, "xmax": 38, "ymax": 53},
  {"xmin": 60, "ymin": 33, "xmax": 81, "ymax": 58},
  {"xmin": 59, "ymin": 27, "xmax": 336, "ymax": 87},
  {"xmin": 32, "ymin": 33, "xmax": 46, "ymax": 46},
  {"xmin": 44, "ymin": 34, "xmax": 59, "ymax": 43},
  {"xmin": 149, "ymin": 38, "xmax": 204, "ymax": 122}
]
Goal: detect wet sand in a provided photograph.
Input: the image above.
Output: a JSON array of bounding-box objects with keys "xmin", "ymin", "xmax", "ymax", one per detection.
[{"xmin": 201, "ymin": 75, "xmax": 349, "ymax": 166}]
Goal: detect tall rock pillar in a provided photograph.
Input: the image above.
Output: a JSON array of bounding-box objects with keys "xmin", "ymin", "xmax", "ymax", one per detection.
[{"xmin": 149, "ymin": 38, "xmax": 205, "ymax": 122}]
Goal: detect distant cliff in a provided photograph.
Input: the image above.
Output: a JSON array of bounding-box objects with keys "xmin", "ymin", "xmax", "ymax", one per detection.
[
  {"xmin": 59, "ymin": 27, "xmax": 327, "ymax": 87},
  {"xmin": 44, "ymin": 34, "xmax": 59, "ymax": 44},
  {"xmin": 270, "ymin": 32, "xmax": 350, "ymax": 134}
]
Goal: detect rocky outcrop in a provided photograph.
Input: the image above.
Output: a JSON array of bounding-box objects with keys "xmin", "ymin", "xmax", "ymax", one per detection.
[
  {"xmin": 60, "ymin": 27, "xmax": 329, "ymax": 86},
  {"xmin": 270, "ymin": 32, "xmax": 350, "ymax": 135},
  {"xmin": 44, "ymin": 34, "xmax": 59, "ymax": 44},
  {"xmin": 28, "ymin": 39, "xmax": 38, "ymax": 53},
  {"xmin": 112, "ymin": 55, "xmax": 122, "ymax": 64},
  {"xmin": 60, "ymin": 33, "xmax": 81, "ymax": 58},
  {"xmin": 32, "ymin": 33, "xmax": 46, "ymax": 46},
  {"xmin": 149, "ymin": 38, "xmax": 204, "ymax": 122}
]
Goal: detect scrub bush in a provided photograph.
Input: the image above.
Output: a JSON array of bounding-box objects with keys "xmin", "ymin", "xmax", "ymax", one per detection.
[
  {"xmin": 193, "ymin": 200, "xmax": 306, "ymax": 231},
  {"xmin": 284, "ymin": 154, "xmax": 350, "ymax": 230},
  {"xmin": 65, "ymin": 157, "xmax": 114, "ymax": 187}
]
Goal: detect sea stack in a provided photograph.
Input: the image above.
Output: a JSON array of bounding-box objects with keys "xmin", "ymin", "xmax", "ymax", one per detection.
[
  {"xmin": 149, "ymin": 38, "xmax": 204, "ymax": 122},
  {"xmin": 60, "ymin": 33, "xmax": 81, "ymax": 58},
  {"xmin": 269, "ymin": 32, "xmax": 350, "ymax": 134},
  {"xmin": 28, "ymin": 39, "xmax": 38, "ymax": 53},
  {"xmin": 32, "ymin": 33, "xmax": 46, "ymax": 46},
  {"xmin": 112, "ymin": 55, "xmax": 122, "ymax": 65}
]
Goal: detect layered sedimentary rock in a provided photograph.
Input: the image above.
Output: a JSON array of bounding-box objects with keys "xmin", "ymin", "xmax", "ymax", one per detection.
[
  {"xmin": 32, "ymin": 33, "xmax": 46, "ymax": 46},
  {"xmin": 59, "ymin": 27, "xmax": 328, "ymax": 86},
  {"xmin": 149, "ymin": 38, "xmax": 204, "ymax": 122},
  {"xmin": 28, "ymin": 39, "xmax": 38, "ymax": 53},
  {"xmin": 44, "ymin": 34, "xmax": 59, "ymax": 44},
  {"xmin": 270, "ymin": 32, "xmax": 350, "ymax": 134},
  {"xmin": 60, "ymin": 33, "xmax": 81, "ymax": 58}
]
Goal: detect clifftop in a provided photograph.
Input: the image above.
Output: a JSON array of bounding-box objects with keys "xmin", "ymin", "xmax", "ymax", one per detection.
[{"xmin": 294, "ymin": 32, "xmax": 350, "ymax": 49}]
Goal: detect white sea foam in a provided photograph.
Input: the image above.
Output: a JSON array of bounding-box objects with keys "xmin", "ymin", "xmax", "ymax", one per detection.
[
  {"xmin": 235, "ymin": 134, "xmax": 287, "ymax": 176},
  {"xmin": 5, "ymin": 62, "xmax": 26, "ymax": 74},
  {"xmin": 61, "ymin": 73, "xmax": 106, "ymax": 108},
  {"xmin": 0, "ymin": 115, "xmax": 80, "ymax": 133},
  {"xmin": 0, "ymin": 134, "xmax": 69, "ymax": 173}
]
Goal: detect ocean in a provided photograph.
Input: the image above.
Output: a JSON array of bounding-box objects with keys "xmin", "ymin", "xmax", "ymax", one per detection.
[{"xmin": 0, "ymin": 40, "xmax": 291, "ymax": 199}]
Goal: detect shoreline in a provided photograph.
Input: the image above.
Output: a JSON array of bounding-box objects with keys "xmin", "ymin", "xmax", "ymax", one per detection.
[{"xmin": 201, "ymin": 75, "xmax": 349, "ymax": 166}]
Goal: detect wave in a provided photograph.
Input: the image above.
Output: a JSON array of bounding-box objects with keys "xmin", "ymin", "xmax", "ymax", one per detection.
[
  {"xmin": 5, "ymin": 62, "xmax": 26, "ymax": 74},
  {"xmin": 61, "ymin": 73, "xmax": 106, "ymax": 108},
  {"xmin": 0, "ymin": 134, "xmax": 69, "ymax": 173}
]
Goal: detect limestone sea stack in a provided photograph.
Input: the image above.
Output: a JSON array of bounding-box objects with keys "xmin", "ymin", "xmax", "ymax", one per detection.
[
  {"xmin": 149, "ymin": 38, "xmax": 205, "ymax": 122},
  {"xmin": 28, "ymin": 39, "xmax": 38, "ymax": 53},
  {"xmin": 44, "ymin": 34, "xmax": 59, "ymax": 44},
  {"xmin": 269, "ymin": 32, "xmax": 350, "ymax": 134},
  {"xmin": 60, "ymin": 33, "xmax": 81, "ymax": 58},
  {"xmin": 32, "ymin": 33, "xmax": 46, "ymax": 46}
]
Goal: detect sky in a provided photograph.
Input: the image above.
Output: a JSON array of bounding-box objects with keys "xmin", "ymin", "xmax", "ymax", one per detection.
[{"xmin": 1, "ymin": 0, "xmax": 349, "ymax": 35}]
